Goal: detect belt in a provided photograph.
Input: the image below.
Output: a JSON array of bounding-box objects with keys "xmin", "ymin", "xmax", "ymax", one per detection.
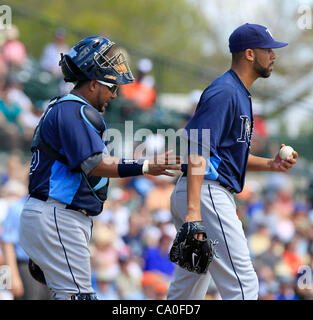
[
  {"xmin": 30, "ymin": 193, "xmax": 90, "ymax": 216},
  {"xmin": 181, "ymin": 172, "xmax": 236, "ymax": 194},
  {"xmin": 223, "ymin": 186, "xmax": 236, "ymax": 194}
]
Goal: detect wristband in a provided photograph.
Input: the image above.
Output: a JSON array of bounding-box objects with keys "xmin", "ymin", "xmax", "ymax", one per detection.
[
  {"xmin": 142, "ymin": 160, "xmax": 149, "ymax": 175},
  {"xmin": 118, "ymin": 159, "xmax": 143, "ymax": 178}
]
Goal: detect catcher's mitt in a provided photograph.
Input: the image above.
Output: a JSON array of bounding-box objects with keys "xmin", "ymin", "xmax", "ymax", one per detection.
[{"xmin": 169, "ymin": 221, "xmax": 218, "ymax": 274}]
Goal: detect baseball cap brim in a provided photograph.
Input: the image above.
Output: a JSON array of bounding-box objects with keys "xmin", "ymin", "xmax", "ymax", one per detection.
[{"xmin": 259, "ymin": 40, "xmax": 288, "ymax": 49}]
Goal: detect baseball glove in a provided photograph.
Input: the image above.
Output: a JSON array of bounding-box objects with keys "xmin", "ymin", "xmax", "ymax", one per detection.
[{"xmin": 169, "ymin": 221, "xmax": 218, "ymax": 274}]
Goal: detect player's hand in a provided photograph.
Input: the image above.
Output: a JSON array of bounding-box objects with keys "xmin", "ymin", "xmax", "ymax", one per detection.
[
  {"xmin": 270, "ymin": 144, "xmax": 298, "ymax": 172},
  {"xmin": 147, "ymin": 150, "xmax": 182, "ymax": 177},
  {"xmin": 185, "ymin": 214, "xmax": 204, "ymax": 240}
]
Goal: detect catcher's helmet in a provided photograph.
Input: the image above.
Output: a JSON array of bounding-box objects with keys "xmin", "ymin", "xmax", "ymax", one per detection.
[{"xmin": 59, "ymin": 36, "xmax": 134, "ymax": 85}]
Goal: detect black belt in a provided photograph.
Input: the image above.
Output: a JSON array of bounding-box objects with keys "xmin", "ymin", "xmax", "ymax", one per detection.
[
  {"xmin": 30, "ymin": 193, "xmax": 90, "ymax": 216},
  {"xmin": 181, "ymin": 172, "xmax": 236, "ymax": 194}
]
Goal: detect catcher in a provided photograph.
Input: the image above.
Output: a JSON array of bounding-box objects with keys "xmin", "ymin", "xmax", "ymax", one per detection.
[{"xmin": 19, "ymin": 36, "xmax": 181, "ymax": 300}]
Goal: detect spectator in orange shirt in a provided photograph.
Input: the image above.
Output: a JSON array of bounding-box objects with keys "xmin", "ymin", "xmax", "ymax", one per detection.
[
  {"xmin": 120, "ymin": 58, "xmax": 156, "ymax": 110},
  {"xmin": 282, "ymin": 238, "xmax": 303, "ymax": 276}
]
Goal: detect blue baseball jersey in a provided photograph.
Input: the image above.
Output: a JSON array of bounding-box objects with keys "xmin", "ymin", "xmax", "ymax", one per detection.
[
  {"xmin": 29, "ymin": 94, "xmax": 107, "ymax": 216},
  {"xmin": 184, "ymin": 69, "xmax": 253, "ymax": 193}
]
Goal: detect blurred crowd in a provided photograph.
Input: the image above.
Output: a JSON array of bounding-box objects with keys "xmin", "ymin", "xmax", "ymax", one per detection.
[
  {"xmin": 0, "ymin": 25, "xmax": 313, "ymax": 300},
  {"xmin": 0, "ymin": 26, "xmax": 70, "ymax": 151},
  {"xmin": 1, "ymin": 153, "xmax": 313, "ymax": 300}
]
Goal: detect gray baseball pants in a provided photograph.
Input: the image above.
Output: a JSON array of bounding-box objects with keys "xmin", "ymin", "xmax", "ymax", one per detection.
[
  {"xmin": 167, "ymin": 177, "xmax": 259, "ymax": 300},
  {"xmin": 19, "ymin": 197, "xmax": 94, "ymax": 300}
]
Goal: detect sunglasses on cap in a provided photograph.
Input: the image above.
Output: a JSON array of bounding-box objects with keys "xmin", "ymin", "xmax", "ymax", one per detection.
[{"xmin": 96, "ymin": 80, "xmax": 119, "ymax": 94}]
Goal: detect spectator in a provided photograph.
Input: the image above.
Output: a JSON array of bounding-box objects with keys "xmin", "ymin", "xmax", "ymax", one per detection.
[
  {"xmin": 136, "ymin": 58, "xmax": 155, "ymax": 88},
  {"xmin": 153, "ymin": 280, "xmax": 168, "ymax": 300},
  {"xmin": 257, "ymin": 265, "xmax": 279, "ymax": 300},
  {"xmin": 282, "ymin": 239, "xmax": 304, "ymax": 276},
  {"xmin": 0, "ymin": 82, "xmax": 23, "ymax": 130},
  {"xmin": 0, "ymin": 152, "xmax": 28, "ymax": 187},
  {"xmin": 271, "ymin": 177, "xmax": 295, "ymax": 220},
  {"xmin": 0, "ymin": 83, "xmax": 25, "ymax": 149},
  {"xmin": 5, "ymin": 74, "xmax": 33, "ymax": 116},
  {"xmin": 276, "ymin": 216, "xmax": 296, "ymax": 244},
  {"xmin": 40, "ymin": 27, "xmax": 69, "ymax": 77},
  {"xmin": 122, "ymin": 212, "xmax": 146, "ymax": 258},
  {"xmin": 0, "ymin": 25, "xmax": 311, "ymax": 301},
  {"xmin": 253, "ymin": 236, "xmax": 284, "ymax": 270},
  {"xmin": 19, "ymin": 100, "xmax": 45, "ymax": 132},
  {"xmin": 144, "ymin": 175, "xmax": 176, "ymax": 212},
  {"xmin": 250, "ymin": 100, "xmax": 269, "ymax": 155},
  {"xmin": 275, "ymin": 277, "xmax": 299, "ymax": 300},
  {"xmin": 126, "ymin": 176, "xmax": 155, "ymax": 202},
  {"xmin": 2, "ymin": 25, "xmax": 27, "ymax": 70},
  {"xmin": 3, "ymin": 75, "xmax": 39, "ymax": 143},
  {"xmin": 141, "ymin": 271, "xmax": 168, "ymax": 300},
  {"xmin": 0, "ymin": 180, "xmax": 28, "ymax": 213},
  {"xmin": 97, "ymin": 187, "xmax": 131, "ymax": 237},
  {"xmin": 116, "ymin": 253, "xmax": 144, "ymax": 300},
  {"xmin": 248, "ymin": 224, "xmax": 272, "ymax": 257},
  {"xmin": 245, "ymin": 181, "xmax": 263, "ymax": 218},
  {"xmin": 93, "ymin": 269, "xmax": 119, "ymax": 300},
  {"xmin": 1, "ymin": 183, "xmax": 50, "ymax": 299},
  {"xmin": 91, "ymin": 222, "xmax": 121, "ymax": 275},
  {"xmin": 142, "ymin": 223, "xmax": 176, "ymax": 278},
  {"xmin": 152, "ymin": 209, "xmax": 172, "ymax": 228},
  {"xmin": 120, "ymin": 58, "xmax": 157, "ymax": 110},
  {"xmin": 247, "ymin": 199, "xmax": 279, "ymax": 236}
]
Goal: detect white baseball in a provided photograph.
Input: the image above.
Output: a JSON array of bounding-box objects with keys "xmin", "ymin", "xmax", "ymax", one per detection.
[{"xmin": 279, "ymin": 146, "xmax": 294, "ymax": 160}]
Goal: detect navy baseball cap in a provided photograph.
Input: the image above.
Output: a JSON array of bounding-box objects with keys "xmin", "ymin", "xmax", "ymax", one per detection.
[{"xmin": 229, "ymin": 23, "xmax": 288, "ymax": 53}]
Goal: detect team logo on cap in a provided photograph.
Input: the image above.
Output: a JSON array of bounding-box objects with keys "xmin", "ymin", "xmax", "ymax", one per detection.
[{"xmin": 266, "ymin": 28, "xmax": 273, "ymax": 38}]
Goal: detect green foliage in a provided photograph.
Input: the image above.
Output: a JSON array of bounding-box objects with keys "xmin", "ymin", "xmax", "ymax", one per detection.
[{"xmin": 8, "ymin": 0, "xmax": 212, "ymax": 92}]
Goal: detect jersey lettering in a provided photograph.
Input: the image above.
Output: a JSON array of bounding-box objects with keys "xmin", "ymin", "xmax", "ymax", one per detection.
[
  {"xmin": 29, "ymin": 149, "xmax": 40, "ymax": 175},
  {"xmin": 237, "ymin": 115, "xmax": 251, "ymax": 143}
]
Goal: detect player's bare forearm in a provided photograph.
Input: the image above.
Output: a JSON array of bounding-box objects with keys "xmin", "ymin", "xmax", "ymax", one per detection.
[
  {"xmin": 247, "ymin": 154, "xmax": 273, "ymax": 172},
  {"xmin": 186, "ymin": 154, "xmax": 206, "ymax": 223},
  {"xmin": 89, "ymin": 156, "xmax": 121, "ymax": 177},
  {"xmin": 247, "ymin": 150, "xmax": 297, "ymax": 172}
]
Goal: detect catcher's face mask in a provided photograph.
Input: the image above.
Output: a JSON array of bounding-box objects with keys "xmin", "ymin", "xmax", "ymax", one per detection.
[{"xmin": 94, "ymin": 42, "xmax": 134, "ymax": 84}]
